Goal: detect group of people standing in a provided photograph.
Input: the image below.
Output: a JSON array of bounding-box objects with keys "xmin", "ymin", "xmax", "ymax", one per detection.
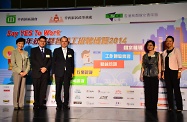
[
  {"xmin": 10, "ymin": 35, "xmax": 183, "ymax": 112},
  {"xmin": 141, "ymin": 36, "xmax": 183, "ymax": 114},
  {"xmin": 11, "ymin": 36, "xmax": 74, "ymax": 110}
]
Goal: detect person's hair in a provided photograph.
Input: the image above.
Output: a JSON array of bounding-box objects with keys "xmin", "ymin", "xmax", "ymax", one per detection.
[
  {"xmin": 81, "ymin": 50, "xmax": 90, "ymax": 58},
  {"xmin": 60, "ymin": 36, "xmax": 69, "ymax": 44},
  {"xmin": 16, "ymin": 37, "xmax": 25, "ymax": 44},
  {"xmin": 144, "ymin": 40, "xmax": 155, "ymax": 53},
  {"xmin": 166, "ymin": 36, "xmax": 174, "ymax": 42},
  {"xmin": 38, "ymin": 36, "xmax": 47, "ymax": 41},
  {"xmin": 60, "ymin": 36, "xmax": 68, "ymax": 41}
]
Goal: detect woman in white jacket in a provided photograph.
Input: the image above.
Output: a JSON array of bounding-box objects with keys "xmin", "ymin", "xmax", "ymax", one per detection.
[{"xmin": 162, "ymin": 36, "xmax": 183, "ymax": 112}]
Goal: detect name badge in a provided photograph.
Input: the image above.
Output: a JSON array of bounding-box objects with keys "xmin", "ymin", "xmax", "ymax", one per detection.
[
  {"xmin": 46, "ymin": 55, "xmax": 50, "ymax": 58},
  {"xmin": 68, "ymin": 54, "xmax": 72, "ymax": 58}
]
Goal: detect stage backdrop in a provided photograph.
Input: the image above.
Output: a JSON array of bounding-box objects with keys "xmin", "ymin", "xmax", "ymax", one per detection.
[{"xmin": 0, "ymin": 3, "xmax": 187, "ymax": 109}]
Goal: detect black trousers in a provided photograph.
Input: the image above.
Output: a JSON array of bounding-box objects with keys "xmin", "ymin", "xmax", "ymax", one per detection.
[
  {"xmin": 143, "ymin": 76, "xmax": 159, "ymax": 111},
  {"xmin": 55, "ymin": 71, "xmax": 71, "ymax": 107},
  {"xmin": 33, "ymin": 75, "xmax": 48, "ymax": 106},
  {"xmin": 164, "ymin": 70, "xmax": 183, "ymax": 110}
]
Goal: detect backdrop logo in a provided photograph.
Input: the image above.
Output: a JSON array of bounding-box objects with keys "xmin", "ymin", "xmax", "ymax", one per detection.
[
  {"xmin": 113, "ymin": 96, "xmax": 123, "ymax": 99},
  {"xmin": 65, "ymin": 15, "xmax": 92, "ymax": 20},
  {"xmin": 99, "ymin": 96, "xmax": 108, "ymax": 99},
  {"xmin": 49, "ymin": 14, "xmax": 63, "ymax": 23},
  {"xmin": 86, "ymin": 101, "xmax": 94, "ymax": 105},
  {"xmin": 18, "ymin": 17, "xmax": 37, "ymax": 21},
  {"xmin": 3, "ymin": 100, "xmax": 9, "ymax": 104},
  {"xmin": 6, "ymin": 14, "xmax": 16, "ymax": 23},
  {"xmin": 73, "ymin": 101, "xmax": 82, "ymax": 104},
  {"xmin": 105, "ymin": 12, "xmax": 123, "ymax": 21}
]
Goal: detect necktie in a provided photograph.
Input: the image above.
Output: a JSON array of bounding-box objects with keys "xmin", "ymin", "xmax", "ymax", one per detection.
[
  {"xmin": 63, "ymin": 49, "xmax": 67, "ymax": 70},
  {"xmin": 63, "ymin": 49, "xmax": 66, "ymax": 59},
  {"xmin": 41, "ymin": 48, "xmax": 44, "ymax": 58}
]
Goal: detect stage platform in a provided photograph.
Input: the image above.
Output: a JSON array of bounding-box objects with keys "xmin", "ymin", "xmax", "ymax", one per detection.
[{"xmin": 0, "ymin": 106, "xmax": 185, "ymax": 122}]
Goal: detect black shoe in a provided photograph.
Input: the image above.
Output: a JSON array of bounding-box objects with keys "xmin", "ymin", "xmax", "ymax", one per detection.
[
  {"xmin": 40, "ymin": 105, "xmax": 47, "ymax": 109},
  {"xmin": 63, "ymin": 105, "xmax": 70, "ymax": 110},
  {"xmin": 14, "ymin": 107, "xmax": 19, "ymax": 110},
  {"xmin": 56, "ymin": 106, "xmax": 62, "ymax": 110},
  {"xmin": 176, "ymin": 110, "xmax": 182, "ymax": 113},
  {"xmin": 19, "ymin": 107, "xmax": 24, "ymax": 110},
  {"xmin": 33, "ymin": 106, "xmax": 39, "ymax": 110}
]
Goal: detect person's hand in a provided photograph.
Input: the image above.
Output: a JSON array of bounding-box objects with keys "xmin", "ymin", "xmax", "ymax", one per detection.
[
  {"xmin": 20, "ymin": 72, "xmax": 27, "ymax": 77},
  {"xmin": 40, "ymin": 67, "xmax": 47, "ymax": 73},
  {"xmin": 140, "ymin": 75, "xmax": 143, "ymax": 82},
  {"xmin": 158, "ymin": 73, "xmax": 161, "ymax": 80},
  {"xmin": 53, "ymin": 74, "xmax": 55, "ymax": 81},
  {"xmin": 72, "ymin": 74, "xmax": 74, "ymax": 78},
  {"xmin": 178, "ymin": 72, "xmax": 181, "ymax": 79},
  {"xmin": 162, "ymin": 72, "xmax": 164, "ymax": 79}
]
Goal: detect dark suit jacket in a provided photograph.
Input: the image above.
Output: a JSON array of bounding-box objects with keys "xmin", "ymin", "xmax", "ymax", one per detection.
[
  {"xmin": 52, "ymin": 47, "xmax": 74, "ymax": 77},
  {"xmin": 31, "ymin": 46, "xmax": 52, "ymax": 78}
]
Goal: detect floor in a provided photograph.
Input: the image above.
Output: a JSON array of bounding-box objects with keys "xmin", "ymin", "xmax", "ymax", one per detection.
[{"xmin": 0, "ymin": 106, "xmax": 186, "ymax": 122}]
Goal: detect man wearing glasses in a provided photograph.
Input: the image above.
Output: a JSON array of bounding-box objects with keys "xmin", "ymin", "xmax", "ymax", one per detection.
[
  {"xmin": 52, "ymin": 36, "xmax": 74, "ymax": 110},
  {"xmin": 31, "ymin": 36, "xmax": 52, "ymax": 109}
]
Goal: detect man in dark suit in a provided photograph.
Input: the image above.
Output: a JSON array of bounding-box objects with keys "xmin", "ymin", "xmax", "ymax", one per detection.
[
  {"xmin": 31, "ymin": 36, "xmax": 52, "ymax": 109},
  {"xmin": 52, "ymin": 36, "xmax": 74, "ymax": 110}
]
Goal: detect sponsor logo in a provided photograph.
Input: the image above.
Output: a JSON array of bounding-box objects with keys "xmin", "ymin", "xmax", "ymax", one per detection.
[
  {"xmin": 6, "ymin": 14, "xmax": 16, "ymax": 23},
  {"xmin": 73, "ymin": 101, "xmax": 82, "ymax": 104},
  {"xmin": 105, "ymin": 12, "xmax": 123, "ymax": 21},
  {"xmin": 3, "ymin": 100, "xmax": 10, "ymax": 104},
  {"xmin": 98, "ymin": 90, "xmax": 110, "ymax": 94},
  {"xmin": 140, "ymin": 98, "xmax": 144, "ymax": 100},
  {"xmin": 127, "ymin": 103, "xmax": 134, "ymax": 106},
  {"xmin": 18, "ymin": 17, "xmax": 37, "ymax": 21},
  {"xmin": 126, "ymin": 90, "xmax": 134, "ymax": 94},
  {"xmin": 86, "ymin": 101, "xmax": 94, "ymax": 105},
  {"xmin": 65, "ymin": 15, "xmax": 92, "ymax": 20},
  {"xmin": 127, "ymin": 97, "xmax": 134, "ymax": 100},
  {"xmin": 140, "ymin": 103, "xmax": 145, "ymax": 106},
  {"xmin": 3, "ymin": 94, "xmax": 10, "ymax": 97},
  {"xmin": 86, "ymin": 96, "xmax": 94, "ymax": 99},
  {"xmin": 75, "ymin": 95, "xmax": 80, "ymax": 99},
  {"xmin": 3, "ymin": 86, "xmax": 10, "ymax": 88},
  {"xmin": 124, "ymin": 13, "xmax": 158, "ymax": 18},
  {"xmin": 99, "ymin": 96, "xmax": 108, "ymax": 99},
  {"xmin": 113, "ymin": 96, "xmax": 123, "ymax": 99},
  {"xmin": 115, "ymin": 101, "xmax": 121, "ymax": 106},
  {"xmin": 3, "ymin": 89, "xmax": 10, "ymax": 92},
  {"xmin": 49, "ymin": 14, "xmax": 63, "ymax": 23},
  {"xmin": 86, "ymin": 90, "xmax": 94, "ymax": 93},
  {"xmin": 75, "ymin": 89, "xmax": 81, "ymax": 93},
  {"xmin": 99, "ymin": 102, "xmax": 109, "ymax": 104},
  {"xmin": 157, "ymin": 103, "xmax": 167, "ymax": 107},
  {"xmin": 115, "ymin": 90, "xmax": 122, "ymax": 94}
]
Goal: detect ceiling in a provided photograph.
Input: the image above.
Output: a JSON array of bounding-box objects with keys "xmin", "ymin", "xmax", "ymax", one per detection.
[{"xmin": 11, "ymin": 0, "xmax": 187, "ymax": 9}]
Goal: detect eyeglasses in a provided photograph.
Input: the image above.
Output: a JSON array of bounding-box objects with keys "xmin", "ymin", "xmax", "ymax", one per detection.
[{"xmin": 61, "ymin": 41, "xmax": 68, "ymax": 43}]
